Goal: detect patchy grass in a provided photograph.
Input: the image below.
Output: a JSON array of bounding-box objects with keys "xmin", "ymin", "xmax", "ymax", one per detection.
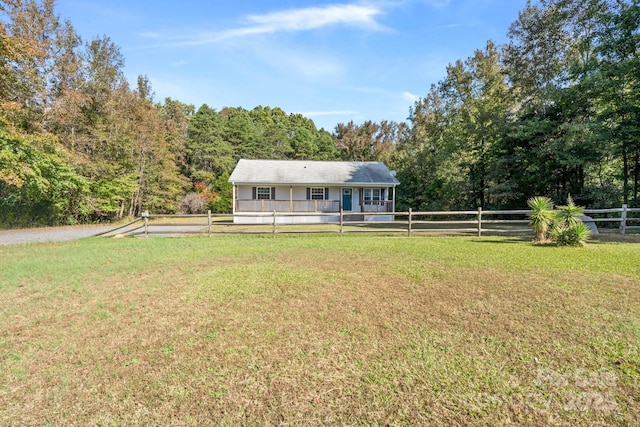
[{"xmin": 0, "ymin": 234, "xmax": 639, "ymax": 426}]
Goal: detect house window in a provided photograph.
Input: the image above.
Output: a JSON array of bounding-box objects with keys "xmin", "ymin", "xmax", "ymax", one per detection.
[
  {"xmin": 363, "ymin": 188, "xmax": 381, "ymax": 201},
  {"xmin": 307, "ymin": 187, "xmax": 329, "ymax": 200},
  {"xmin": 256, "ymin": 187, "xmax": 272, "ymax": 199},
  {"xmin": 310, "ymin": 187, "xmax": 325, "ymax": 200}
]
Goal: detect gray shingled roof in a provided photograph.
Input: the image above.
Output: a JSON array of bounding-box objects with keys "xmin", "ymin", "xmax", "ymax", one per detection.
[{"xmin": 229, "ymin": 159, "xmax": 400, "ymax": 186}]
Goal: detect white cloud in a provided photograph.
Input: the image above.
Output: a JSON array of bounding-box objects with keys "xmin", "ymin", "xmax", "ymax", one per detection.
[
  {"xmin": 145, "ymin": 3, "xmax": 386, "ymax": 47},
  {"xmin": 402, "ymin": 91, "xmax": 420, "ymax": 103},
  {"xmin": 138, "ymin": 31, "xmax": 163, "ymax": 39},
  {"xmin": 241, "ymin": 4, "xmax": 384, "ymax": 33},
  {"xmin": 349, "ymin": 85, "xmax": 386, "ymax": 94},
  {"xmin": 254, "ymin": 47, "xmax": 345, "ymax": 82},
  {"xmin": 171, "ymin": 60, "xmax": 188, "ymax": 68}
]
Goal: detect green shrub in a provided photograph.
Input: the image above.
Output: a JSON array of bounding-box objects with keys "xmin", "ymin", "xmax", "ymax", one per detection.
[{"xmin": 551, "ymin": 222, "xmax": 592, "ymax": 246}]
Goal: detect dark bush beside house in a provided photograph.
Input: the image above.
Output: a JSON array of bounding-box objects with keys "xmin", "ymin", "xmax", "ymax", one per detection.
[{"xmin": 180, "ymin": 193, "xmax": 206, "ymax": 214}]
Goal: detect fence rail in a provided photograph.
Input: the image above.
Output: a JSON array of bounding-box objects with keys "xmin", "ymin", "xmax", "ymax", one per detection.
[{"xmin": 98, "ymin": 204, "xmax": 639, "ymax": 238}]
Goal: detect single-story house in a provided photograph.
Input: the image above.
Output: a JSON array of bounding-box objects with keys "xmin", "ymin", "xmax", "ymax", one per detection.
[{"xmin": 228, "ymin": 159, "xmax": 400, "ymax": 223}]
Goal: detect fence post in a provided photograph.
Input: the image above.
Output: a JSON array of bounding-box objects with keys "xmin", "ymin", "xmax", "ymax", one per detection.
[
  {"xmin": 408, "ymin": 208, "xmax": 412, "ymax": 237},
  {"xmin": 208, "ymin": 210, "xmax": 212, "ymax": 237},
  {"xmin": 340, "ymin": 208, "xmax": 344, "ymax": 236},
  {"xmin": 477, "ymin": 207, "xmax": 483, "ymax": 237},
  {"xmin": 620, "ymin": 204, "xmax": 628, "ymax": 235},
  {"xmin": 272, "ymin": 210, "xmax": 277, "ymax": 236},
  {"xmin": 142, "ymin": 211, "xmax": 149, "ymax": 237}
]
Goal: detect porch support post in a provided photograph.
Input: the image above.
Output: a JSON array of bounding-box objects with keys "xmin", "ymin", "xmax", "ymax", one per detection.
[
  {"xmin": 392, "ymin": 186, "xmax": 396, "ymax": 214},
  {"xmin": 290, "ymin": 186, "xmax": 293, "ymax": 212},
  {"xmin": 232, "ymin": 185, "xmax": 236, "ymax": 214}
]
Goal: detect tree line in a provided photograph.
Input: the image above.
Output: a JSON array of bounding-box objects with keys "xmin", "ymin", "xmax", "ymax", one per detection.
[
  {"xmin": 1, "ymin": 0, "xmax": 638, "ymax": 227},
  {"xmin": 393, "ymin": 0, "xmax": 640, "ymax": 212}
]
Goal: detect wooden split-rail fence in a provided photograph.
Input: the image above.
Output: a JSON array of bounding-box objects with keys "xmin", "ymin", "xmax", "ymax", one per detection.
[{"xmin": 95, "ymin": 204, "xmax": 640, "ymax": 238}]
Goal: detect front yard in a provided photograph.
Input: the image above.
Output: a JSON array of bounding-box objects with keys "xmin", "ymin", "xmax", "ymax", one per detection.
[{"xmin": 1, "ymin": 234, "xmax": 638, "ymax": 425}]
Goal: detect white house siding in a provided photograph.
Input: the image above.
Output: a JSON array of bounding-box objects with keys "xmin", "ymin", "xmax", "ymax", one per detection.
[
  {"xmin": 236, "ymin": 185, "xmax": 342, "ymax": 202},
  {"xmin": 229, "ymin": 160, "xmax": 399, "ymax": 224}
]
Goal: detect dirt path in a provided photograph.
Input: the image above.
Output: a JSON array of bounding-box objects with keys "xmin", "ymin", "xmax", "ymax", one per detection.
[{"xmin": 0, "ymin": 225, "xmax": 115, "ymax": 245}]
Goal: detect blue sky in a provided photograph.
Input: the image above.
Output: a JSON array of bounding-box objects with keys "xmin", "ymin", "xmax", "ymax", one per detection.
[{"xmin": 55, "ymin": 0, "xmax": 529, "ymax": 131}]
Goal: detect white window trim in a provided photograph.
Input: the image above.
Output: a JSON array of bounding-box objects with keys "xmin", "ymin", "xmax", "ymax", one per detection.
[
  {"xmin": 256, "ymin": 187, "xmax": 272, "ymax": 200},
  {"xmin": 363, "ymin": 188, "xmax": 381, "ymax": 201},
  {"xmin": 310, "ymin": 187, "xmax": 325, "ymax": 200}
]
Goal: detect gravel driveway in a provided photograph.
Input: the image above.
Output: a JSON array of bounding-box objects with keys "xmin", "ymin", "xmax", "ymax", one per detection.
[
  {"xmin": 0, "ymin": 221, "xmax": 214, "ymax": 245},
  {"xmin": 0, "ymin": 225, "xmax": 116, "ymax": 245}
]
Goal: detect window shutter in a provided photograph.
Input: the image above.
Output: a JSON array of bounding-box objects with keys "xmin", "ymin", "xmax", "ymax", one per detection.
[
  {"xmin": 306, "ymin": 187, "xmax": 311, "ymax": 200},
  {"xmin": 252, "ymin": 187, "xmax": 256, "ymax": 199},
  {"xmin": 271, "ymin": 187, "xmax": 276, "ymax": 200},
  {"xmin": 324, "ymin": 188, "xmax": 329, "ymax": 200},
  {"xmin": 381, "ymin": 188, "xmax": 386, "ymax": 200}
]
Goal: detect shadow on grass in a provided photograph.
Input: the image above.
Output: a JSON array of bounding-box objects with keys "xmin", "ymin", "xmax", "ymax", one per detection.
[
  {"xmin": 470, "ymin": 237, "xmax": 531, "ymax": 244},
  {"xmin": 472, "ymin": 233, "xmax": 640, "ymax": 247},
  {"xmin": 590, "ymin": 233, "xmax": 640, "ymax": 244}
]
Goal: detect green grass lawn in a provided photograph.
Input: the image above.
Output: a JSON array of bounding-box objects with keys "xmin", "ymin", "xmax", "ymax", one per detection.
[{"xmin": 1, "ymin": 234, "xmax": 639, "ymax": 425}]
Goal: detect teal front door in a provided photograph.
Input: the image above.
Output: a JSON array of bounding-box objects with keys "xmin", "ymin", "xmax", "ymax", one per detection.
[{"xmin": 342, "ymin": 188, "xmax": 352, "ymax": 211}]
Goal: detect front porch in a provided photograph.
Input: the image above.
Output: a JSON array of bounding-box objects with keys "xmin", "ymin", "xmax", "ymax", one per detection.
[
  {"xmin": 235, "ymin": 199, "xmax": 394, "ymax": 213},
  {"xmin": 228, "ymin": 160, "xmax": 400, "ymax": 223},
  {"xmin": 231, "ymin": 181, "xmax": 397, "ymax": 224}
]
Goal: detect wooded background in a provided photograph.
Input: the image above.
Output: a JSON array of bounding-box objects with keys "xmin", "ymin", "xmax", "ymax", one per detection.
[{"xmin": 1, "ymin": 0, "xmax": 639, "ymax": 227}]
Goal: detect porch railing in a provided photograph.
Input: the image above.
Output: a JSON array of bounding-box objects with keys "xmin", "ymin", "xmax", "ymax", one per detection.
[
  {"xmin": 236, "ymin": 199, "xmax": 394, "ymax": 213},
  {"xmin": 362, "ymin": 200, "xmax": 393, "ymax": 213},
  {"xmin": 237, "ymin": 199, "xmax": 341, "ymax": 213}
]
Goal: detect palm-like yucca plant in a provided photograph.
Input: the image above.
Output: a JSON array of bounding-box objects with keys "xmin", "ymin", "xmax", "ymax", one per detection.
[
  {"xmin": 552, "ymin": 196, "xmax": 591, "ymax": 246},
  {"xmin": 527, "ymin": 196, "xmax": 556, "ymax": 243},
  {"xmin": 551, "ymin": 222, "xmax": 592, "ymax": 247},
  {"xmin": 554, "ymin": 195, "xmax": 583, "ymax": 229}
]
